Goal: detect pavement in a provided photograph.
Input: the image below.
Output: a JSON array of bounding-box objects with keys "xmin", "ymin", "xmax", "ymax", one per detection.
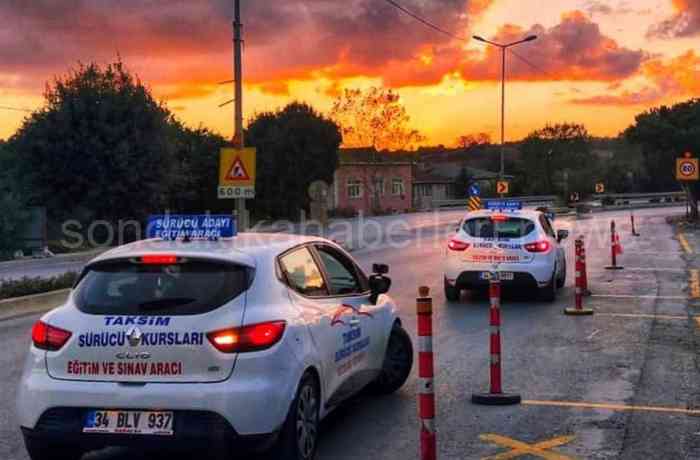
[{"xmin": 2, "ymin": 206, "xmax": 700, "ymax": 459}]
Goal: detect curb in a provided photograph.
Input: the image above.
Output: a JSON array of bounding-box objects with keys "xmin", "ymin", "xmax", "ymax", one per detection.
[{"xmin": 0, "ymin": 289, "xmax": 71, "ymax": 322}]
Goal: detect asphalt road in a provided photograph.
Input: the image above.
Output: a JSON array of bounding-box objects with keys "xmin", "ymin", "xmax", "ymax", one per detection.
[{"xmin": 3, "ymin": 206, "xmax": 699, "ymax": 460}]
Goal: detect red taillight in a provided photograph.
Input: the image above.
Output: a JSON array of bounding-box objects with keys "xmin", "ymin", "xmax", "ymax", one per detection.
[
  {"xmin": 207, "ymin": 321, "xmax": 286, "ymax": 353},
  {"xmin": 524, "ymin": 240, "xmax": 551, "ymax": 253},
  {"xmin": 491, "ymin": 214, "xmax": 508, "ymax": 222},
  {"xmin": 448, "ymin": 239, "xmax": 470, "ymax": 251},
  {"xmin": 141, "ymin": 254, "xmax": 178, "ymax": 265},
  {"xmin": 32, "ymin": 320, "xmax": 72, "ymax": 351}
]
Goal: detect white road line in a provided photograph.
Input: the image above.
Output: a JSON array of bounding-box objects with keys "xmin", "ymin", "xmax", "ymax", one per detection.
[
  {"xmin": 590, "ymin": 268, "xmax": 686, "ymax": 273},
  {"xmin": 591, "ymin": 294, "xmax": 689, "ymax": 300},
  {"xmin": 586, "ymin": 329, "xmax": 600, "ymax": 340}
]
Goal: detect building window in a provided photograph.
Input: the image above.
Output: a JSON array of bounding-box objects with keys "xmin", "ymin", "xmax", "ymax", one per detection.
[
  {"xmin": 372, "ymin": 177, "xmax": 385, "ymax": 196},
  {"xmin": 347, "ymin": 179, "xmax": 362, "ymax": 199},
  {"xmin": 391, "ymin": 178, "xmax": 405, "ymax": 196}
]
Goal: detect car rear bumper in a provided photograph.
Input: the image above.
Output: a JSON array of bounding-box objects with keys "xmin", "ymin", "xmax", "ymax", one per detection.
[
  {"xmin": 447, "ymin": 271, "xmax": 541, "ymax": 290},
  {"xmin": 21, "ymin": 409, "xmax": 277, "ymax": 453}
]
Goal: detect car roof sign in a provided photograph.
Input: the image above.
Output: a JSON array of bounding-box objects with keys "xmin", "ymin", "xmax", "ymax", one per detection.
[
  {"xmin": 485, "ymin": 200, "xmax": 522, "ymax": 211},
  {"xmin": 146, "ymin": 215, "xmax": 237, "ymax": 241}
]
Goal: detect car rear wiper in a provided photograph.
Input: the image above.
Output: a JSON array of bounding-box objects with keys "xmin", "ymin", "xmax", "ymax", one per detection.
[{"xmin": 137, "ymin": 297, "xmax": 195, "ymax": 311}]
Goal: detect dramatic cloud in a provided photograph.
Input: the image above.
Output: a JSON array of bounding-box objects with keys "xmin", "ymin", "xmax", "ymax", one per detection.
[
  {"xmin": 571, "ymin": 50, "xmax": 700, "ymax": 105},
  {"xmin": 460, "ymin": 11, "xmax": 646, "ymax": 82},
  {"xmin": 648, "ymin": 0, "xmax": 700, "ymax": 38}
]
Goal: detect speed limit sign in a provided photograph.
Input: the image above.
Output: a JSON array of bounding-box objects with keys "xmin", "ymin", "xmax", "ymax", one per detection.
[{"xmin": 677, "ymin": 153, "xmax": 699, "ymax": 181}]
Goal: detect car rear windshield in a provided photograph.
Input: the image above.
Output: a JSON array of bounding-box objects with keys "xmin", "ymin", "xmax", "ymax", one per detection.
[
  {"xmin": 74, "ymin": 259, "xmax": 250, "ymax": 316},
  {"xmin": 463, "ymin": 217, "xmax": 536, "ymax": 239}
]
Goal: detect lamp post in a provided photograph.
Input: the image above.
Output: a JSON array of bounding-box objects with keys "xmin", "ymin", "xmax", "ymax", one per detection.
[{"xmin": 473, "ymin": 34, "xmax": 537, "ymax": 181}]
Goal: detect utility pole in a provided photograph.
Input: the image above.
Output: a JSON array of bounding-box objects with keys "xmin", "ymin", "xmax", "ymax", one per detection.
[
  {"xmin": 233, "ymin": 0, "xmax": 247, "ymax": 230},
  {"xmin": 473, "ymin": 34, "xmax": 538, "ymax": 183}
]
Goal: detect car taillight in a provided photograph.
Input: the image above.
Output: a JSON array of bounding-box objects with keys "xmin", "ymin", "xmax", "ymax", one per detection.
[
  {"xmin": 491, "ymin": 214, "xmax": 508, "ymax": 222},
  {"xmin": 207, "ymin": 321, "xmax": 286, "ymax": 353},
  {"xmin": 32, "ymin": 320, "xmax": 72, "ymax": 351},
  {"xmin": 524, "ymin": 240, "xmax": 551, "ymax": 253},
  {"xmin": 448, "ymin": 239, "xmax": 470, "ymax": 251}
]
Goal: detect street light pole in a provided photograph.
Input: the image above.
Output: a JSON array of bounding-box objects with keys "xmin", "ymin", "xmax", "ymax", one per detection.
[
  {"xmin": 473, "ymin": 34, "xmax": 538, "ymax": 182},
  {"xmin": 233, "ymin": 0, "xmax": 247, "ymax": 230}
]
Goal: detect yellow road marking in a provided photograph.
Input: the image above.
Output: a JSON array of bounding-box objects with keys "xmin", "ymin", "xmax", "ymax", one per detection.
[
  {"xmin": 679, "ymin": 233, "xmax": 693, "ymax": 254},
  {"xmin": 480, "ymin": 434, "xmax": 576, "ymax": 460},
  {"xmin": 596, "ymin": 313, "xmax": 689, "ymax": 321},
  {"xmin": 523, "ymin": 400, "xmax": 700, "ymax": 416},
  {"xmin": 690, "ymin": 270, "xmax": 700, "ymax": 299}
]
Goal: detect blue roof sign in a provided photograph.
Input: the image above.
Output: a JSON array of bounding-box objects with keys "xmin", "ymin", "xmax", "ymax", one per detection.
[
  {"xmin": 147, "ymin": 215, "xmax": 237, "ymax": 240},
  {"xmin": 485, "ymin": 200, "xmax": 522, "ymax": 210}
]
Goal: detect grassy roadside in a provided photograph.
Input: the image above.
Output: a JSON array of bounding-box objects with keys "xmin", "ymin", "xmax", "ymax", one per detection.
[{"xmin": 0, "ymin": 272, "xmax": 78, "ymax": 300}]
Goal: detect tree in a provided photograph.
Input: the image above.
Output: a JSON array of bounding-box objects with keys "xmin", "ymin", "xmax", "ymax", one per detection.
[
  {"xmin": 625, "ymin": 99, "xmax": 700, "ymax": 219},
  {"xmin": 456, "ymin": 133, "xmax": 491, "ymax": 149},
  {"xmin": 330, "ymin": 87, "xmax": 424, "ymax": 212},
  {"xmin": 0, "ymin": 142, "xmax": 28, "ymax": 258},
  {"xmin": 330, "ymin": 87, "xmax": 424, "ymax": 151},
  {"xmin": 8, "ymin": 61, "xmax": 173, "ymax": 228},
  {"xmin": 520, "ymin": 123, "xmax": 592, "ymax": 196},
  {"xmin": 247, "ymin": 102, "xmax": 341, "ymax": 220}
]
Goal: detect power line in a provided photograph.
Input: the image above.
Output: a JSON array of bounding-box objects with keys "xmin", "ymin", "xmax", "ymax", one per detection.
[
  {"xmin": 382, "ymin": 0, "xmax": 469, "ymax": 42},
  {"xmin": 0, "ymin": 105, "xmax": 32, "ymax": 113},
  {"xmin": 508, "ymin": 49, "xmax": 550, "ymax": 77}
]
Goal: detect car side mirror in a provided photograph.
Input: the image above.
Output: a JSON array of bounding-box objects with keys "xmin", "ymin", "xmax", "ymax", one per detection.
[
  {"xmin": 369, "ymin": 264, "xmax": 391, "ymax": 304},
  {"xmin": 557, "ymin": 229, "xmax": 569, "ymax": 242}
]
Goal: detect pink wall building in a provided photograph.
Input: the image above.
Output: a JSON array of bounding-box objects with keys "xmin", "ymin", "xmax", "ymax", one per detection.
[{"xmin": 331, "ymin": 161, "xmax": 413, "ymax": 215}]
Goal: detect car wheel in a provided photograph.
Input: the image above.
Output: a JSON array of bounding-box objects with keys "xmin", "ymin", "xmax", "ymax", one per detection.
[
  {"xmin": 277, "ymin": 372, "xmax": 320, "ymax": 460},
  {"xmin": 539, "ymin": 272, "xmax": 557, "ymax": 302},
  {"xmin": 444, "ymin": 278, "xmax": 460, "ymax": 302},
  {"xmin": 23, "ymin": 436, "xmax": 82, "ymax": 460},
  {"xmin": 371, "ymin": 324, "xmax": 414, "ymax": 394}
]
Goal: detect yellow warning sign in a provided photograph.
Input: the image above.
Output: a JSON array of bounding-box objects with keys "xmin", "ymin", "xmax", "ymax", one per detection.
[{"xmin": 219, "ymin": 148, "xmax": 256, "ymax": 199}]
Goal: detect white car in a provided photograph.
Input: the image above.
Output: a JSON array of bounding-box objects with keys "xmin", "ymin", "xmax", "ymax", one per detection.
[
  {"xmin": 17, "ymin": 233, "xmax": 413, "ymax": 460},
  {"xmin": 444, "ymin": 209, "xmax": 568, "ymax": 301}
]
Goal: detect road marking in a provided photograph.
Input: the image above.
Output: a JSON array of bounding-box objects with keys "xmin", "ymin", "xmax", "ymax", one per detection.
[
  {"xmin": 480, "ymin": 433, "xmax": 575, "ymax": 460},
  {"xmin": 586, "ymin": 329, "xmax": 600, "ymax": 340},
  {"xmin": 679, "ymin": 233, "xmax": 693, "ymax": 254},
  {"xmin": 590, "ymin": 267, "xmax": 686, "ymax": 273},
  {"xmin": 690, "ymin": 270, "xmax": 700, "ymax": 299},
  {"xmin": 591, "ymin": 294, "xmax": 689, "ymax": 300},
  {"xmin": 596, "ymin": 313, "xmax": 688, "ymax": 321},
  {"xmin": 523, "ymin": 400, "xmax": 700, "ymax": 416}
]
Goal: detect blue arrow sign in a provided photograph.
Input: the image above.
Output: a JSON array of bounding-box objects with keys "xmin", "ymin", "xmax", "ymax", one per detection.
[{"xmin": 468, "ymin": 184, "xmax": 481, "ymax": 197}]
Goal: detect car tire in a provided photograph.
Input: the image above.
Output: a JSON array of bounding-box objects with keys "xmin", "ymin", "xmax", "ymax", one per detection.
[
  {"xmin": 539, "ymin": 272, "xmax": 557, "ymax": 302},
  {"xmin": 371, "ymin": 324, "xmax": 414, "ymax": 395},
  {"xmin": 444, "ymin": 279, "xmax": 460, "ymax": 302},
  {"xmin": 23, "ymin": 436, "xmax": 82, "ymax": 460},
  {"xmin": 276, "ymin": 372, "xmax": 320, "ymax": 460},
  {"xmin": 556, "ymin": 267, "xmax": 566, "ymax": 289}
]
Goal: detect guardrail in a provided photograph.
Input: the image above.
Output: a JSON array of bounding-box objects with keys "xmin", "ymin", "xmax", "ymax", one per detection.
[
  {"xmin": 595, "ymin": 191, "xmax": 686, "ymax": 205},
  {"xmin": 432, "ymin": 195, "xmax": 558, "ymax": 210}
]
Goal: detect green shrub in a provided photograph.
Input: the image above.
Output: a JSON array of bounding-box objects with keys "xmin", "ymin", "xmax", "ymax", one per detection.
[{"xmin": 0, "ymin": 272, "xmax": 78, "ymax": 300}]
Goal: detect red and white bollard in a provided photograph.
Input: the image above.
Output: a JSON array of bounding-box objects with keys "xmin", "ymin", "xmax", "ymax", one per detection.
[
  {"xmin": 565, "ymin": 239, "xmax": 594, "ymax": 316},
  {"xmin": 417, "ymin": 287, "xmax": 436, "ymax": 460},
  {"xmin": 472, "ymin": 275, "xmax": 521, "ymax": 405},
  {"xmin": 579, "ymin": 236, "xmax": 591, "ymax": 296},
  {"xmin": 605, "ymin": 221, "xmax": 624, "ymax": 270}
]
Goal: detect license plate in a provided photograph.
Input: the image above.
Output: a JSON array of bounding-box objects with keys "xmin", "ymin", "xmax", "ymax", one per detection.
[
  {"xmin": 479, "ymin": 272, "xmax": 514, "ymax": 281},
  {"xmin": 84, "ymin": 410, "xmax": 174, "ymax": 436}
]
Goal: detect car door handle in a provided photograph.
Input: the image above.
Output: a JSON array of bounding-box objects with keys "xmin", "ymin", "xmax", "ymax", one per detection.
[{"xmin": 349, "ymin": 318, "xmax": 360, "ymax": 327}]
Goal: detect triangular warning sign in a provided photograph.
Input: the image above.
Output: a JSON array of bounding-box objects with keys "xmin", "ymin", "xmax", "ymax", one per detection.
[{"xmin": 225, "ymin": 157, "xmax": 250, "ymax": 181}]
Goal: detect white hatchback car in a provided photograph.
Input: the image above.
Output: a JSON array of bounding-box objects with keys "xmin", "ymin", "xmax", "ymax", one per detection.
[
  {"xmin": 444, "ymin": 209, "xmax": 568, "ymax": 301},
  {"xmin": 17, "ymin": 233, "xmax": 413, "ymax": 460}
]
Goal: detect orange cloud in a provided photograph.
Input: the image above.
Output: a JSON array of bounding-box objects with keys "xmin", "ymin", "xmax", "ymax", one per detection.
[
  {"xmin": 571, "ymin": 50, "xmax": 700, "ymax": 105},
  {"xmin": 648, "ymin": 0, "xmax": 700, "ymax": 38}
]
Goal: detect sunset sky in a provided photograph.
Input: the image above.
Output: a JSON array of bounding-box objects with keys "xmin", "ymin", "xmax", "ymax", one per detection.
[{"xmin": 1, "ymin": 0, "xmax": 699, "ymax": 145}]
